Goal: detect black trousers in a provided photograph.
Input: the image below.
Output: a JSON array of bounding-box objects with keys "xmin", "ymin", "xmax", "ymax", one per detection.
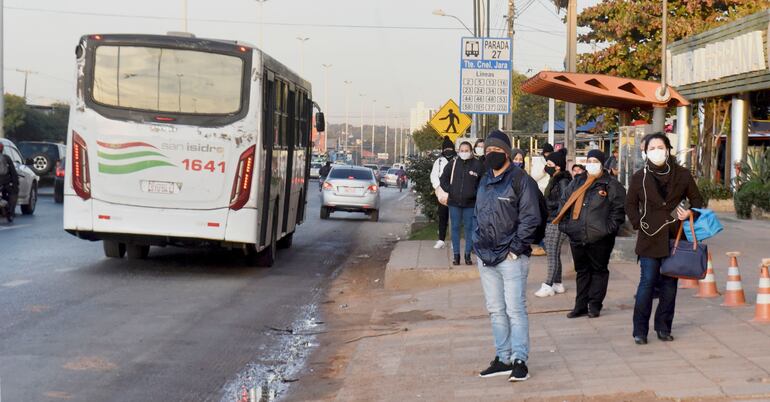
[
  {"xmin": 570, "ymin": 236, "xmax": 616, "ymax": 313},
  {"xmin": 437, "ymin": 203, "xmax": 449, "ymax": 241},
  {"xmin": 1, "ymin": 185, "xmax": 17, "ymax": 216},
  {"xmin": 633, "ymin": 257, "xmax": 678, "ymax": 337}
]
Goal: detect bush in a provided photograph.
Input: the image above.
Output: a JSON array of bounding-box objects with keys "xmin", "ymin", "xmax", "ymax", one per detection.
[
  {"xmin": 697, "ymin": 178, "xmax": 732, "ymax": 207},
  {"xmin": 407, "ymin": 153, "xmax": 439, "ymax": 221},
  {"xmin": 733, "ymin": 147, "xmax": 770, "ymax": 219}
]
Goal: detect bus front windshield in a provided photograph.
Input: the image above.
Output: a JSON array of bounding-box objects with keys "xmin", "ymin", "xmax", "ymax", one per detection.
[{"xmin": 92, "ymin": 46, "xmax": 244, "ymax": 115}]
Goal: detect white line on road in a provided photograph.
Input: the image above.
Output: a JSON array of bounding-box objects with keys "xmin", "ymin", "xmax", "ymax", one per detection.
[
  {"xmin": 397, "ymin": 192, "xmax": 411, "ymax": 202},
  {"xmin": 0, "ymin": 224, "xmax": 32, "ymax": 232},
  {"xmin": 1, "ymin": 279, "xmax": 32, "ymax": 288}
]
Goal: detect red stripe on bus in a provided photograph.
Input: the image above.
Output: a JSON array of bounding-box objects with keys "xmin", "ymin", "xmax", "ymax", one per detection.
[
  {"xmin": 98, "ymin": 215, "xmax": 111, "ymax": 220},
  {"xmin": 207, "ymin": 222, "xmax": 220, "ymax": 227},
  {"xmin": 96, "ymin": 141, "xmax": 158, "ymax": 150}
]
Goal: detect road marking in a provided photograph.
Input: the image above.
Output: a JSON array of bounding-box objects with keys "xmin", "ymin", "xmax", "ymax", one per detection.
[
  {"xmin": 1, "ymin": 279, "xmax": 32, "ymax": 288},
  {"xmin": 0, "ymin": 224, "xmax": 32, "ymax": 232},
  {"xmin": 54, "ymin": 267, "xmax": 78, "ymax": 273},
  {"xmin": 397, "ymin": 192, "xmax": 411, "ymax": 202}
]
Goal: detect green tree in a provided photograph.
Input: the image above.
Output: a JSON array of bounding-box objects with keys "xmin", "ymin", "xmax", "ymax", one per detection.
[
  {"xmin": 412, "ymin": 123, "xmax": 444, "ymax": 153},
  {"xmin": 3, "ymin": 94, "xmax": 26, "ymax": 136}
]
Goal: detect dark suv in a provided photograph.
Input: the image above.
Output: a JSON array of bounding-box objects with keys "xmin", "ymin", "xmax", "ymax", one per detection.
[{"xmin": 17, "ymin": 141, "xmax": 66, "ymax": 178}]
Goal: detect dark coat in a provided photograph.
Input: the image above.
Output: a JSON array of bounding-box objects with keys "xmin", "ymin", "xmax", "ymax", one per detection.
[
  {"xmin": 558, "ymin": 171, "xmax": 626, "ymax": 245},
  {"xmin": 440, "ymin": 158, "xmax": 484, "ymax": 208},
  {"xmin": 473, "ymin": 164, "xmax": 542, "ymax": 266},
  {"xmin": 0, "ymin": 154, "xmax": 19, "ymax": 188},
  {"xmin": 625, "ymin": 161, "xmax": 704, "ymax": 258},
  {"xmin": 544, "ymin": 171, "xmax": 571, "ymax": 221}
]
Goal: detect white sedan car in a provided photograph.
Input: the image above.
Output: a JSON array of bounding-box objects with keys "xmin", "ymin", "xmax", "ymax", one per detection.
[{"xmin": 1, "ymin": 138, "xmax": 40, "ymax": 215}]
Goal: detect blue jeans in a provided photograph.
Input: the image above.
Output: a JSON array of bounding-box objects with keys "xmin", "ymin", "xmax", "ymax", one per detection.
[
  {"xmin": 478, "ymin": 255, "xmax": 530, "ymax": 363},
  {"xmin": 633, "ymin": 257, "xmax": 678, "ymax": 337},
  {"xmin": 449, "ymin": 205, "xmax": 474, "ymax": 255}
]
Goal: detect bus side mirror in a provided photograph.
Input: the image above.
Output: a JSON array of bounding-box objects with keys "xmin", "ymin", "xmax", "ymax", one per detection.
[{"xmin": 315, "ymin": 112, "xmax": 326, "ymax": 132}]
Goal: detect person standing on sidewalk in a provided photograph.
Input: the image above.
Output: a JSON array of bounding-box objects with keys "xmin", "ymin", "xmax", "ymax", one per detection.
[
  {"xmin": 553, "ymin": 149, "xmax": 626, "ymax": 319},
  {"xmin": 430, "ymin": 136, "xmax": 455, "ymax": 249},
  {"xmin": 440, "ymin": 141, "xmax": 484, "ymax": 266},
  {"xmin": 474, "ymin": 130, "xmax": 542, "ymax": 382},
  {"xmin": 534, "ymin": 149, "xmax": 571, "ymax": 298},
  {"xmin": 625, "ymin": 133, "xmax": 703, "ymax": 345}
]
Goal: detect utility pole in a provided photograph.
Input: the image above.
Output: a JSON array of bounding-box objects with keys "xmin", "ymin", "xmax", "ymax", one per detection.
[
  {"xmin": 255, "ymin": 0, "xmax": 268, "ymax": 49},
  {"xmin": 652, "ymin": 0, "xmax": 670, "ymax": 133},
  {"xmin": 359, "ymin": 93, "xmax": 366, "ymax": 163},
  {"xmin": 371, "ymin": 99, "xmax": 376, "ymax": 155},
  {"xmin": 295, "ymin": 37, "xmax": 309, "ymax": 76},
  {"xmin": 322, "ymin": 64, "xmax": 332, "ymax": 152},
  {"xmin": 384, "ymin": 105, "xmax": 390, "ymax": 163},
  {"xmin": 182, "ymin": 0, "xmax": 188, "ymax": 31},
  {"xmin": 505, "ymin": 0, "xmax": 515, "ymax": 131},
  {"xmin": 16, "ymin": 69, "xmax": 38, "ymax": 103},
  {"xmin": 343, "ymin": 80, "xmax": 352, "ymax": 153},
  {"xmin": 564, "ymin": 0, "xmax": 577, "ymax": 164},
  {"xmin": 0, "ymin": 0, "xmax": 4, "ymax": 139}
]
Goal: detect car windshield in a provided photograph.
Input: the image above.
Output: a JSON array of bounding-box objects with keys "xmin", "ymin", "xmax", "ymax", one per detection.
[
  {"xmin": 329, "ymin": 168, "xmax": 373, "ymax": 180},
  {"xmin": 387, "ymin": 169, "xmax": 400, "ymax": 174}
]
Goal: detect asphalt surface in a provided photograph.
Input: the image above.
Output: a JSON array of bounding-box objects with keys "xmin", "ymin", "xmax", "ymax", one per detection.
[{"xmin": 0, "ymin": 183, "xmax": 414, "ymax": 402}]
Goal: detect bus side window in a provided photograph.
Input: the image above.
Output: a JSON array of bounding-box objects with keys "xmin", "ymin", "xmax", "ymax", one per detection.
[
  {"xmin": 274, "ymin": 80, "xmax": 282, "ymax": 148},
  {"xmin": 281, "ymin": 81, "xmax": 288, "ymax": 148},
  {"xmin": 263, "ymin": 76, "xmax": 275, "ymax": 151}
]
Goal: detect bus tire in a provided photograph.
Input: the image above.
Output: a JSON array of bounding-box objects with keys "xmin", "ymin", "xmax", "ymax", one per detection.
[
  {"xmin": 126, "ymin": 244, "xmax": 150, "ymax": 259},
  {"xmin": 277, "ymin": 232, "xmax": 293, "ymax": 249},
  {"xmin": 103, "ymin": 240, "xmax": 126, "ymax": 258},
  {"xmin": 255, "ymin": 203, "xmax": 279, "ymax": 267}
]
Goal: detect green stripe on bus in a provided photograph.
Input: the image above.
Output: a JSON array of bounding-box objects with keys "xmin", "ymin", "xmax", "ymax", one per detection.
[
  {"xmin": 98, "ymin": 160, "xmax": 176, "ymax": 174},
  {"xmin": 97, "ymin": 150, "xmax": 167, "ymax": 160}
]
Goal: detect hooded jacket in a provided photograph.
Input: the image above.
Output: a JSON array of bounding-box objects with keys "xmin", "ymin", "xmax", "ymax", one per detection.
[
  {"xmin": 558, "ymin": 170, "xmax": 626, "ymax": 245},
  {"xmin": 473, "ymin": 164, "xmax": 542, "ymax": 266},
  {"xmin": 439, "ymin": 157, "xmax": 484, "ymax": 208},
  {"xmin": 544, "ymin": 171, "xmax": 571, "ymax": 221}
]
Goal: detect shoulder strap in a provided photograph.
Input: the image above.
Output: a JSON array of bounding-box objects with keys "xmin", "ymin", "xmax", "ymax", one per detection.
[{"xmin": 449, "ymin": 159, "xmax": 457, "ymax": 185}]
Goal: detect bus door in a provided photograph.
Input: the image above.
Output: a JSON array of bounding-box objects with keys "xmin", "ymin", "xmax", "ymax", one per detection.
[
  {"xmin": 282, "ymin": 86, "xmax": 296, "ymax": 233},
  {"xmin": 260, "ymin": 71, "xmax": 277, "ymax": 248}
]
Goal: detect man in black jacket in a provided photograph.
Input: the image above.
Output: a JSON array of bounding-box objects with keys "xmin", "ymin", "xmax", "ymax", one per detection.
[
  {"xmin": 440, "ymin": 141, "xmax": 484, "ymax": 265},
  {"xmin": 0, "ymin": 143, "xmax": 20, "ymax": 222},
  {"xmin": 474, "ymin": 130, "xmax": 541, "ymax": 382},
  {"xmin": 554, "ymin": 149, "xmax": 626, "ymax": 319}
]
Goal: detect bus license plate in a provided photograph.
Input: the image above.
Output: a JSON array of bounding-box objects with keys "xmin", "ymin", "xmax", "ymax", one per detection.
[{"xmin": 141, "ymin": 180, "xmax": 181, "ymax": 194}]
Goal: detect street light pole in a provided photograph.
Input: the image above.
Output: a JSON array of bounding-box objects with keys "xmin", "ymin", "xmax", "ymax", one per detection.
[
  {"xmin": 359, "ymin": 93, "xmax": 366, "ymax": 164},
  {"xmin": 182, "ymin": 0, "xmax": 188, "ymax": 31},
  {"xmin": 295, "ymin": 37, "xmax": 310, "ymax": 76},
  {"xmin": 322, "ymin": 63, "xmax": 332, "ymax": 151},
  {"xmin": 255, "ymin": 0, "xmax": 268, "ymax": 49},
  {"xmin": 344, "ymin": 80, "xmax": 352, "ymax": 153},
  {"xmin": 371, "ymin": 99, "xmax": 376, "ymax": 156},
  {"xmin": 384, "ymin": 105, "xmax": 390, "ymax": 163},
  {"xmin": 564, "ymin": 0, "xmax": 577, "ymax": 165},
  {"xmin": 652, "ymin": 0, "xmax": 670, "ymax": 133}
]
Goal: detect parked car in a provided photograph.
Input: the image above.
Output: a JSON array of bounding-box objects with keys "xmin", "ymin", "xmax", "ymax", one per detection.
[
  {"xmin": 310, "ymin": 162, "xmax": 322, "ymax": 179},
  {"xmin": 363, "ymin": 164, "xmax": 380, "ymax": 183},
  {"xmin": 54, "ymin": 156, "xmax": 66, "ymax": 204},
  {"xmin": 320, "ymin": 165, "xmax": 380, "ymax": 222},
  {"xmin": 0, "ymin": 138, "xmax": 40, "ymax": 215},
  {"xmin": 17, "ymin": 141, "xmax": 65, "ymax": 178}
]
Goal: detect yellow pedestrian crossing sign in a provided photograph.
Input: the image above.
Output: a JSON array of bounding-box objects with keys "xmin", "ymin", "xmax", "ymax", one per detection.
[{"xmin": 429, "ymin": 99, "xmax": 472, "ymax": 142}]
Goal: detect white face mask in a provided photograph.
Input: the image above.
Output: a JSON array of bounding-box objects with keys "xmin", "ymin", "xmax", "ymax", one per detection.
[
  {"xmin": 474, "ymin": 147, "xmax": 484, "ymax": 156},
  {"xmin": 458, "ymin": 151, "xmax": 473, "ymax": 161},
  {"xmin": 646, "ymin": 148, "xmax": 668, "ymax": 166},
  {"xmin": 585, "ymin": 162, "xmax": 602, "ymax": 176}
]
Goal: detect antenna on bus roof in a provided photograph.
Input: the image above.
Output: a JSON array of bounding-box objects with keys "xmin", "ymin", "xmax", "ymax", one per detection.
[{"xmin": 167, "ymin": 31, "xmax": 196, "ymax": 38}]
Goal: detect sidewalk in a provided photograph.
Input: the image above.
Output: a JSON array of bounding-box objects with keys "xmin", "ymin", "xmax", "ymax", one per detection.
[{"xmin": 311, "ymin": 214, "xmax": 770, "ymax": 401}]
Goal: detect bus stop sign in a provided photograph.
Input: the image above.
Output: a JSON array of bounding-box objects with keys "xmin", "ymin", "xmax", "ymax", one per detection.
[{"xmin": 460, "ymin": 37, "xmax": 512, "ymax": 115}]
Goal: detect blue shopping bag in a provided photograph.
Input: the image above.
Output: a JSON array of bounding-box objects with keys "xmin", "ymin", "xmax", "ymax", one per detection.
[{"xmin": 683, "ymin": 208, "xmax": 723, "ymax": 242}]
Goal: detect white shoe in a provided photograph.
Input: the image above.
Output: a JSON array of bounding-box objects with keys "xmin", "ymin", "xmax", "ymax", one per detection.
[
  {"xmin": 433, "ymin": 240, "xmax": 446, "ymax": 249},
  {"xmin": 534, "ymin": 283, "xmax": 555, "ymax": 298},
  {"xmin": 552, "ymin": 283, "xmax": 566, "ymax": 294}
]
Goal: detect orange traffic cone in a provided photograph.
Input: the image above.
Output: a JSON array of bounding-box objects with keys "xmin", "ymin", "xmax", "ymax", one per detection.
[
  {"xmin": 695, "ymin": 252, "xmax": 720, "ymax": 298},
  {"xmin": 680, "ymin": 278, "xmax": 699, "ymax": 289},
  {"xmin": 753, "ymin": 259, "xmax": 770, "ymax": 322},
  {"xmin": 722, "ymin": 252, "xmax": 748, "ymax": 307}
]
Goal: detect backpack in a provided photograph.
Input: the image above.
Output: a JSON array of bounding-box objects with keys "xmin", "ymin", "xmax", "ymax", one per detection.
[{"xmin": 512, "ymin": 168, "xmax": 548, "ymax": 245}]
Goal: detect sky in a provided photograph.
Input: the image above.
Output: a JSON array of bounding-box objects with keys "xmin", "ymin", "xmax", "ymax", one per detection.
[{"xmin": 2, "ymin": 0, "xmax": 600, "ymax": 127}]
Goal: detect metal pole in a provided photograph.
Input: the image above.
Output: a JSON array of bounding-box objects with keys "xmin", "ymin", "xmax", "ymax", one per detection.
[
  {"xmin": 384, "ymin": 106, "xmax": 390, "ymax": 163},
  {"xmin": 505, "ymin": 0, "xmax": 515, "ymax": 131},
  {"xmin": 296, "ymin": 37, "xmax": 309, "ymax": 76},
  {"xmin": 676, "ymin": 105, "xmax": 690, "ymax": 166},
  {"xmin": 344, "ymin": 80, "xmax": 351, "ymax": 153},
  {"xmin": 548, "ymin": 97, "xmax": 555, "ymax": 145},
  {"xmin": 0, "ymin": 0, "xmax": 3, "ymax": 139},
  {"xmin": 564, "ymin": 0, "xmax": 577, "ymax": 164},
  {"xmin": 359, "ymin": 93, "xmax": 365, "ymax": 163},
  {"xmin": 182, "ymin": 0, "xmax": 188, "ymax": 31},
  {"xmin": 652, "ymin": 0, "xmax": 670, "ymax": 133},
  {"xmin": 371, "ymin": 99, "xmax": 376, "ymax": 155},
  {"xmin": 256, "ymin": 0, "xmax": 267, "ymax": 49},
  {"xmin": 729, "ymin": 93, "xmax": 749, "ymax": 187},
  {"xmin": 322, "ymin": 64, "xmax": 332, "ymax": 153}
]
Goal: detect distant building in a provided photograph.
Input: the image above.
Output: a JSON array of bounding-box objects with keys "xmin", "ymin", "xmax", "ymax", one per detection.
[{"xmin": 409, "ymin": 102, "xmax": 435, "ymax": 134}]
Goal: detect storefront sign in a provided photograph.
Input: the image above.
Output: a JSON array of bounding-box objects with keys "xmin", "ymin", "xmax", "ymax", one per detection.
[{"xmin": 669, "ymin": 30, "xmax": 766, "ymax": 86}]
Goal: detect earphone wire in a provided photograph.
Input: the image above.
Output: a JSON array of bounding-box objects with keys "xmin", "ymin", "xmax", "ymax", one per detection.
[{"xmin": 639, "ymin": 157, "xmax": 677, "ymax": 237}]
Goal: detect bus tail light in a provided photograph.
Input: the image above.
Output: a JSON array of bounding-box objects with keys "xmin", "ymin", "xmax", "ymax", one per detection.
[
  {"xmin": 72, "ymin": 131, "xmax": 91, "ymax": 200},
  {"xmin": 229, "ymin": 145, "xmax": 256, "ymax": 210}
]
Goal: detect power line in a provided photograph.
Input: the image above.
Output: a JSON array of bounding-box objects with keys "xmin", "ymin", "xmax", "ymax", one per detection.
[{"xmin": 4, "ymin": 5, "xmax": 566, "ymax": 34}]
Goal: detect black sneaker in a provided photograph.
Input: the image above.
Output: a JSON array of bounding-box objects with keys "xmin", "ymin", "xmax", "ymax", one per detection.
[
  {"xmin": 478, "ymin": 357, "xmax": 513, "ymax": 378},
  {"xmin": 508, "ymin": 359, "xmax": 530, "ymax": 382}
]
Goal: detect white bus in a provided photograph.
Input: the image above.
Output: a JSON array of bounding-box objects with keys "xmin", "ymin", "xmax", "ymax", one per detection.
[{"xmin": 63, "ymin": 33, "xmax": 324, "ymax": 266}]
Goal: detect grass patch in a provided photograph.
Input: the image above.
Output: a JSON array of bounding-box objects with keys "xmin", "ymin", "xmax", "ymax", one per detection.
[{"xmin": 409, "ymin": 221, "xmax": 438, "ymax": 240}]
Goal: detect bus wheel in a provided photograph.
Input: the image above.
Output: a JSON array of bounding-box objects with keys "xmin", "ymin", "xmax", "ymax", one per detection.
[
  {"xmin": 255, "ymin": 204, "xmax": 279, "ymax": 267},
  {"xmin": 103, "ymin": 240, "xmax": 126, "ymax": 258},
  {"xmin": 320, "ymin": 207, "xmax": 330, "ymax": 220},
  {"xmin": 277, "ymin": 232, "xmax": 293, "ymax": 249},
  {"xmin": 126, "ymin": 244, "xmax": 150, "ymax": 259}
]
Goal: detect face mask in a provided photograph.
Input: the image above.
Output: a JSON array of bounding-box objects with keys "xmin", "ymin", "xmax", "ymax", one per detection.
[
  {"xmin": 544, "ymin": 166, "xmax": 557, "ymax": 176},
  {"xmin": 585, "ymin": 162, "xmax": 602, "ymax": 176},
  {"xmin": 458, "ymin": 151, "xmax": 472, "ymax": 161},
  {"xmin": 512, "ymin": 161, "xmax": 524, "ymax": 169},
  {"xmin": 486, "ymin": 152, "xmax": 508, "ymax": 170},
  {"xmin": 474, "ymin": 147, "xmax": 484, "ymax": 157},
  {"xmin": 443, "ymin": 150, "xmax": 456, "ymax": 159},
  {"xmin": 646, "ymin": 148, "xmax": 668, "ymax": 166}
]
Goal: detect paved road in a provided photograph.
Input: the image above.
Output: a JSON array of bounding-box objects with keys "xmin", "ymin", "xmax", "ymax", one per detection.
[{"xmin": 0, "ymin": 184, "xmax": 414, "ymax": 401}]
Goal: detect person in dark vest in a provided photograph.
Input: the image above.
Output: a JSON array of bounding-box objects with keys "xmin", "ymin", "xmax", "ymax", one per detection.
[
  {"xmin": 625, "ymin": 132, "xmax": 703, "ymax": 345},
  {"xmin": 553, "ymin": 149, "xmax": 626, "ymax": 319}
]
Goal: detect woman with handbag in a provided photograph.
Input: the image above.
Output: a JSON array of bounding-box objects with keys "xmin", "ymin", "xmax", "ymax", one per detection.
[{"xmin": 625, "ymin": 132, "xmax": 704, "ymax": 345}]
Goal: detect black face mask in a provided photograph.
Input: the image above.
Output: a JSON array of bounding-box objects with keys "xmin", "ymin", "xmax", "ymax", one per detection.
[
  {"xmin": 486, "ymin": 152, "xmax": 508, "ymax": 170},
  {"xmin": 544, "ymin": 166, "xmax": 557, "ymax": 176},
  {"xmin": 443, "ymin": 150, "xmax": 456, "ymax": 159}
]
